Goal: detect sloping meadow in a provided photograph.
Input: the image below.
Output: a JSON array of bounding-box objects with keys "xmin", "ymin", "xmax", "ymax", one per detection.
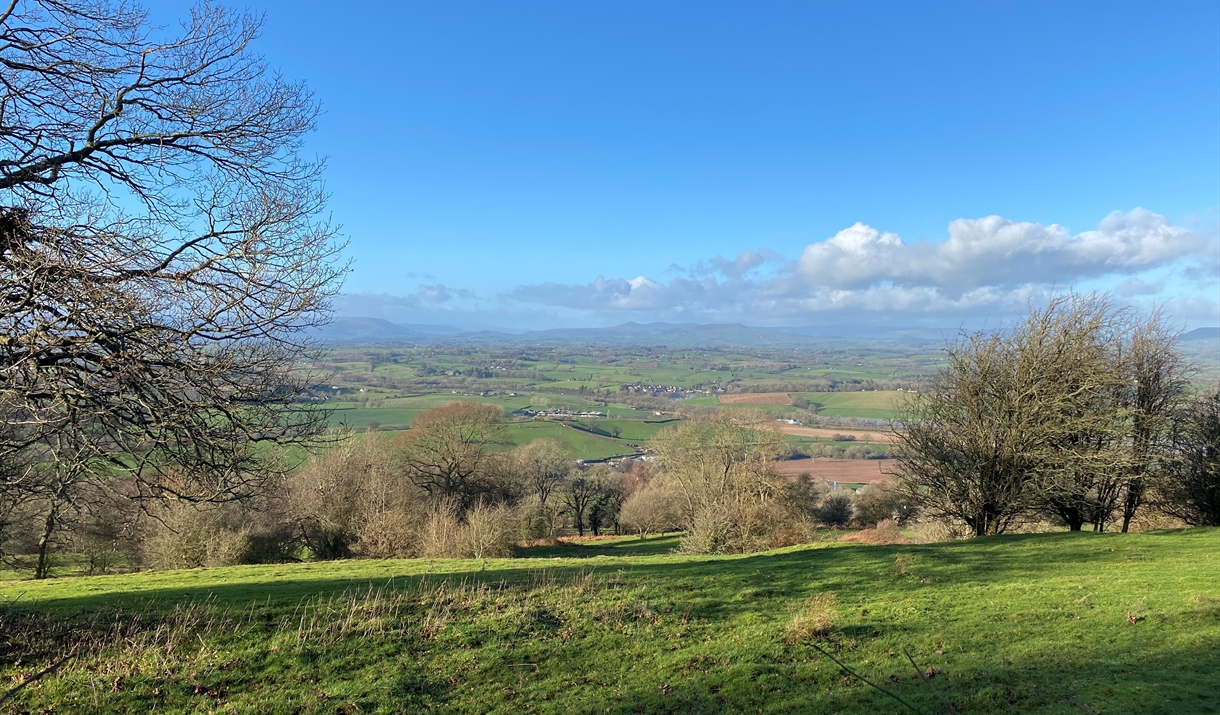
[{"xmin": 1, "ymin": 529, "xmax": 1217, "ymax": 714}]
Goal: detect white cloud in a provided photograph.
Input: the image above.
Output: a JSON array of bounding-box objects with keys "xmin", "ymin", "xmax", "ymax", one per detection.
[
  {"xmin": 338, "ymin": 209, "xmax": 1217, "ymax": 330},
  {"xmin": 793, "ymin": 209, "xmax": 1201, "ymax": 295}
]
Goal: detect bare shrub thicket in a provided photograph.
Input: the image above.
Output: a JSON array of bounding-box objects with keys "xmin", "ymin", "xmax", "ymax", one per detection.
[
  {"xmin": 618, "ymin": 481, "xmax": 680, "ymax": 538},
  {"xmin": 854, "ymin": 481, "xmax": 914, "ymax": 527},
  {"xmin": 1157, "ymin": 389, "xmax": 1220, "ymax": 526},
  {"xmin": 896, "ymin": 295, "xmax": 1194, "ymax": 536},
  {"xmin": 650, "ymin": 412, "xmax": 794, "ymax": 554},
  {"xmin": 287, "ymin": 435, "xmax": 424, "ymax": 559}
]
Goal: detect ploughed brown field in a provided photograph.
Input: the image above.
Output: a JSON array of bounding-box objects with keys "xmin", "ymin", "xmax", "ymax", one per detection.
[
  {"xmin": 777, "ymin": 457, "xmax": 893, "ymax": 484},
  {"xmin": 717, "ymin": 392, "xmax": 792, "ymax": 405},
  {"xmin": 777, "ymin": 424, "xmax": 896, "ymax": 442}
]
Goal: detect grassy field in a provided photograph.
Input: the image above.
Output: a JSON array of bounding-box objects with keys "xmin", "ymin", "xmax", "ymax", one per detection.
[
  {"xmin": 502, "ymin": 421, "xmax": 634, "ymax": 460},
  {"xmin": 802, "ymin": 391, "xmax": 904, "ymax": 419},
  {"xmin": 1, "ymin": 529, "xmax": 1216, "ymax": 714}
]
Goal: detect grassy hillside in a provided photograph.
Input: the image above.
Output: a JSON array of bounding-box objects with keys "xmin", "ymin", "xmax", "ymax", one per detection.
[{"xmin": 1, "ymin": 529, "xmax": 1216, "ymax": 714}]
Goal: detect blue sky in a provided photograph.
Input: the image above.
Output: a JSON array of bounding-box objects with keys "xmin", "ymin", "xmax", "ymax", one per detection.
[{"xmin": 165, "ymin": 1, "xmax": 1218, "ymax": 329}]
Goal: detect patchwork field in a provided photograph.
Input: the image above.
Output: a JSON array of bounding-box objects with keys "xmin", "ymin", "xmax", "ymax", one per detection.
[
  {"xmin": 803, "ymin": 390, "xmax": 905, "ymax": 419},
  {"xmin": 777, "ymin": 458, "xmax": 893, "ymax": 484},
  {"xmin": 779, "ymin": 425, "xmax": 896, "ymax": 442},
  {"xmin": 1, "ymin": 530, "xmax": 1216, "ymax": 714}
]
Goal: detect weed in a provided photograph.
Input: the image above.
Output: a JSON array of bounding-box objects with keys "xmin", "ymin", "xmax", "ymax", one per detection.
[{"xmin": 785, "ymin": 593, "xmax": 837, "ymax": 641}]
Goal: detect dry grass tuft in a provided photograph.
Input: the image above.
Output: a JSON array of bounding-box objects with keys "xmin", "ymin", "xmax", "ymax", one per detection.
[{"xmin": 784, "ymin": 593, "xmax": 837, "ymax": 642}]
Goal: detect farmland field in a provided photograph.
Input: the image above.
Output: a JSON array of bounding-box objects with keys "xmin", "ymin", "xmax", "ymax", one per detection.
[
  {"xmin": 802, "ymin": 390, "xmax": 904, "ymax": 419},
  {"xmin": 717, "ymin": 392, "xmax": 793, "ymax": 405},
  {"xmin": 1, "ymin": 529, "xmax": 1216, "ymax": 714},
  {"xmin": 777, "ymin": 458, "xmax": 893, "ymax": 484},
  {"xmin": 779, "ymin": 425, "xmax": 896, "ymax": 442}
]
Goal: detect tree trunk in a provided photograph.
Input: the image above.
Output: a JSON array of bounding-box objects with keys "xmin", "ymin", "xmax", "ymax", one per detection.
[
  {"xmin": 34, "ymin": 502, "xmax": 59, "ymax": 580},
  {"xmin": 1121, "ymin": 477, "xmax": 1143, "ymax": 533}
]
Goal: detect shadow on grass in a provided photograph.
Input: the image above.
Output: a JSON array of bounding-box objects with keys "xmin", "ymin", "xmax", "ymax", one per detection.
[
  {"xmin": 518, "ymin": 533, "xmax": 682, "ymax": 559},
  {"xmin": 7, "ymin": 528, "xmax": 1213, "ymax": 619}
]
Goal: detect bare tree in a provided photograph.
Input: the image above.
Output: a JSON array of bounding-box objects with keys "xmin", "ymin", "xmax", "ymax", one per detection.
[
  {"xmin": 586, "ymin": 468, "xmax": 623, "ymax": 536},
  {"xmin": 513, "ymin": 438, "xmax": 570, "ymax": 537},
  {"xmin": 895, "ymin": 296, "xmax": 1130, "ymax": 535},
  {"xmin": 1157, "ymin": 389, "xmax": 1220, "ymax": 526},
  {"xmin": 618, "ymin": 480, "xmax": 677, "ymax": 539},
  {"xmin": 560, "ymin": 469, "xmax": 601, "ymax": 537},
  {"xmin": 896, "ymin": 295, "xmax": 1197, "ymax": 536},
  {"xmin": 0, "ymin": 1, "xmax": 345, "ymax": 574},
  {"xmin": 651, "ymin": 411, "xmax": 787, "ymax": 553},
  {"xmin": 393, "ymin": 403, "xmax": 511, "ymax": 514},
  {"xmin": 1115, "ymin": 312, "xmax": 1191, "ymax": 531}
]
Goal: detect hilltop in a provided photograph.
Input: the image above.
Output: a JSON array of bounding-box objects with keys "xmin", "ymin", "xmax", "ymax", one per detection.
[{"xmin": 2, "ymin": 529, "xmax": 1216, "ymax": 714}]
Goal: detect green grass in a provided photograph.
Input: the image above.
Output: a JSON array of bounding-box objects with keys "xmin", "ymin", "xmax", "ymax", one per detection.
[
  {"xmin": 1, "ymin": 529, "xmax": 1217, "ymax": 713},
  {"xmin": 568, "ymin": 418, "xmax": 677, "ymax": 442},
  {"xmin": 501, "ymin": 421, "xmax": 634, "ymax": 460},
  {"xmin": 801, "ymin": 390, "xmax": 904, "ymax": 419}
]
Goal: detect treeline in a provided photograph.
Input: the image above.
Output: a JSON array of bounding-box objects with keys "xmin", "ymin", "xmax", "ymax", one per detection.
[
  {"xmin": 724, "ymin": 378, "xmax": 924, "ymax": 393},
  {"xmin": 0, "ymin": 405, "xmax": 883, "ymax": 575},
  {"xmin": 896, "ymin": 296, "xmax": 1219, "ymax": 535}
]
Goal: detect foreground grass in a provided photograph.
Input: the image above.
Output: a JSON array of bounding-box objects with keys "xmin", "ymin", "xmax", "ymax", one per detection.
[{"xmin": 1, "ymin": 530, "xmax": 1217, "ymax": 714}]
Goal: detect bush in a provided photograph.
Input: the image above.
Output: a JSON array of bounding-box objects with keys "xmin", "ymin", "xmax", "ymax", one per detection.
[
  {"xmin": 617, "ymin": 482, "xmax": 678, "ymax": 539},
  {"xmin": 140, "ymin": 500, "xmax": 293, "ymax": 570},
  {"xmin": 854, "ymin": 481, "xmax": 913, "ymax": 526},
  {"xmin": 840, "ymin": 519, "xmax": 909, "ymax": 545},
  {"xmin": 418, "ymin": 501, "xmax": 516, "ymax": 559},
  {"xmin": 815, "ymin": 493, "xmax": 854, "ymax": 527},
  {"xmin": 652, "ymin": 413, "xmax": 794, "ymax": 554}
]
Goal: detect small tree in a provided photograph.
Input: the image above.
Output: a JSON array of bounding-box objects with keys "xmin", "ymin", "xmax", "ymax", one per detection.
[
  {"xmin": 651, "ymin": 411, "xmax": 788, "ymax": 553},
  {"xmin": 1157, "ymin": 390, "xmax": 1220, "ymax": 526},
  {"xmin": 513, "ymin": 439, "xmax": 570, "ymax": 538},
  {"xmin": 560, "ymin": 470, "xmax": 601, "ymax": 537},
  {"xmin": 1115, "ymin": 312, "xmax": 1191, "ymax": 531},
  {"xmin": 618, "ymin": 482, "xmax": 677, "ymax": 539},
  {"xmin": 394, "ymin": 403, "xmax": 512, "ymax": 515},
  {"xmin": 587, "ymin": 469, "xmax": 624, "ymax": 536},
  {"xmin": 895, "ymin": 295, "xmax": 1161, "ymax": 536}
]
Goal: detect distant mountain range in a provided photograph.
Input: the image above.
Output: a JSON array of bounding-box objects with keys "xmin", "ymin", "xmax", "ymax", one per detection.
[
  {"xmin": 1182, "ymin": 327, "xmax": 1220, "ymax": 342},
  {"xmin": 308, "ymin": 318, "xmax": 1220, "ymax": 349},
  {"xmin": 310, "ymin": 317, "xmax": 974, "ymax": 347}
]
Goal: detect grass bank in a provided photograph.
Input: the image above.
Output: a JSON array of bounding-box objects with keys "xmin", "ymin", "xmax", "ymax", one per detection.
[{"xmin": 1, "ymin": 529, "xmax": 1217, "ymax": 713}]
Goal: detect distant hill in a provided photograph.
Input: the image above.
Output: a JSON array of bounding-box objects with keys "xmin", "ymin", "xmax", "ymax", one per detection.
[
  {"xmin": 311, "ymin": 317, "xmax": 950, "ymax": 347},
  {"xmin": 310, "ymin": 317, "xmax": 432, "ymax": 344},
  {"xmin": 1182, "ymin": 327, "xmax": 1220, "ymax": 341}
]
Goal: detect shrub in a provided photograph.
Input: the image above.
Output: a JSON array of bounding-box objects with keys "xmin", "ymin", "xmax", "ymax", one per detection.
[
  {"xmin": 854, "ymin": 481, "xmax": 913, "ymax": 526},
  {"xmin": 617, "ymin": 482, "xmax": 678, "ymax": 539},
  {"xmin": 418, "ymin": 501, "xmax": 516, "ymax": 559},
  {"xmin": 815, "ymin": 493, "xmax": 854, "ymax": 527},
  {"xmin": 652, "ymin": 412, "xmax": 792, "ymax": 554},
  {"xmin": 140, "ymin": 500, "xmax": 293, "ymax": 570},
  {"xmin": 840, "ymin": 519, "xmax": 909, "ymax": 545}
]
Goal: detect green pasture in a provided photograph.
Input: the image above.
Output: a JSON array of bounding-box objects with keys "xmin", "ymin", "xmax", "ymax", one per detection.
[
  {"xmin": 802, "ymin": 390, "xmax": 904, "ymax": 419},
  {"xmin": 502, "ymin": 421, "xmax": 634, "ymax": 460},
  {"xmin": 1, "ymin": 529, "xmax": 1216, "ymax": 713},
  {"xmin": 568, "ymin": 418, "xmax": 678, "ymax": 442}
]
